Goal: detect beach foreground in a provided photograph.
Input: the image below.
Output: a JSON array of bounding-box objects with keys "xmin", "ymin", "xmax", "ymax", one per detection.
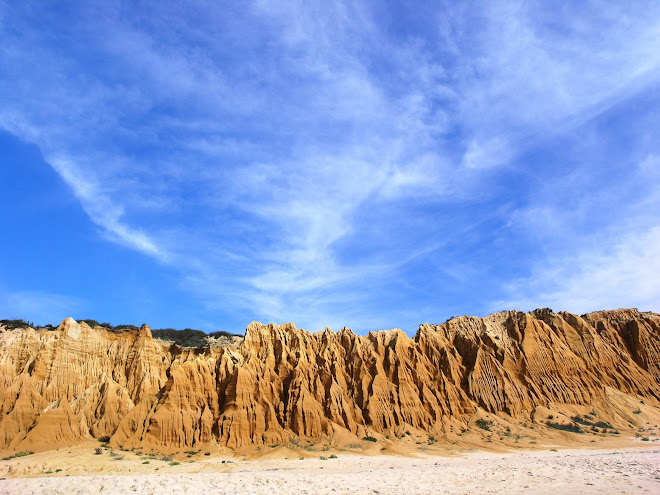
[{"xmin": 2, "ymin": 446, "xmax": 659, "ymax": 495}]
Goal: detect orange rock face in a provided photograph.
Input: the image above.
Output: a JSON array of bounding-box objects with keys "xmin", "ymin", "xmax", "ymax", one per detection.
[{"xmin": 1, "ymin": 309, "xmax": 658, "ymax": 452}]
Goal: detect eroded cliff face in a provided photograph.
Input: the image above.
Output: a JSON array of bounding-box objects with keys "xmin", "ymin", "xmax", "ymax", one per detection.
[{"xmin": 1, "ymin": 309, "xmax": 659, "ymax": 452}]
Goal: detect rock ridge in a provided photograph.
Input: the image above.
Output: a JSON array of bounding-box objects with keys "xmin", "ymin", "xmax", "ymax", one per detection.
[{"xmin": 0, "ymin": 308, "xmax": 658, "ymax": 452}]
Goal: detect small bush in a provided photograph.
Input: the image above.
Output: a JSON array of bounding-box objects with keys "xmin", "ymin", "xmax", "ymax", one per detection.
[
  {"xmin": 142, "ymin": 461, "xmax": 149, "ymax": 464},
  {"xmin": 633, "ymin": 410, "xmax": 642, "ymax": 415},
  {"xmin": 113, "ymin": 324, "xmax": 139, "ymax": 331},
  {"xmin": 571, "ymin": 416, "xmax": 592, "ymax": 426},
  {"xmin": 0, "ymin": 319, "xmax": 35, "ymax": 330},
  {"xmin": 208, "ymin": 330, "xmax": 243, "ymax": 339},
  {"xmin": 169, "ymin": 461, "xmax": 180, "ymax": 466},
  {"xmin": 641, "ymin": 437, "xmax": 650, "ymax": 442},
  {"xmin": 94, "ymin": 447, "xmax": 103, "ymax": 455},
  {"xmin": 363, "ymin": 436, "xmax": 377, "ymax": 442},
  {"xmin": 329, "ymin": 454, "xmax": 337, "ymax": 459},
  {"xmin": 3, "ymin": 451, "xmax": 34, "ymax": 460},
  {"xmin": 476, "ymin": 419, "xmax": 492, "ymax": 431},
  {"xmin": 547, "ymin": 422, "xmax": 584, "ymax": 434},
  {"xmin": 98, "ymin": 436, "xmax": 111, "ymax": 443},
  {"xmin": 319, "ymin": 456, "xmax": 327, "ymax": 460}
]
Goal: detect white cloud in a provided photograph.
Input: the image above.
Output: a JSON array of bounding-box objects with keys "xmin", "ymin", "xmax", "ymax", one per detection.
[
  {"xmin": 46, "ymin": 155, "xmax": 169, "ymax": 262},
  {"xmin": 462, "ymin": 137, "xmax": 512, "ymax": 170},
  {"xmin": 498, "ymin": 148, "xmax": 660, "ymax": 314},
  {"xmin": 639, "ymin": 154, "xmax": 660, "ymax": 180},
  {"xmin": 496, "ymin": 225, "xmax": 660, "ymax": 314},
  {"xmin": 455, "ymin": 2, "xmax": 660, "ymax": 168}
]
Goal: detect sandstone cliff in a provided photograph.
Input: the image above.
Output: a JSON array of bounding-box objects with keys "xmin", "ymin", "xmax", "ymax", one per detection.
[{"xmin": 1, "ymin": 309, "xmax": 658, "ymax": 452}]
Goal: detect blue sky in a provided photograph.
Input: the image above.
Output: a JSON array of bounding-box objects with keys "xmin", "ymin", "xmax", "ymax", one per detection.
[{"xmin": 1, "ymin": 1, "xmax": 659, "ymax": 334}]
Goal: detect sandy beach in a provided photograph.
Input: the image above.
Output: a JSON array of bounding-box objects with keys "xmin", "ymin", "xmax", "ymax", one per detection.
[{"xmin": 2, "ymin": 442, "xmax": 659, "ymax": 495}]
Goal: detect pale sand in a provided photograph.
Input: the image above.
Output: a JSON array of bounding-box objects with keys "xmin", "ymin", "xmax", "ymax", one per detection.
[{"xmin": 1, "ymin": 446, "xmax": 659, "ymax": 495}]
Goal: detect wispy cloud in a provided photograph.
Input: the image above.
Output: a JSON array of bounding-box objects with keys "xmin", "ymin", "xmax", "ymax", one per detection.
[
  {"xmin": 48, "ymin": 155, "xmax": 168, "ymax": 261},
  {"xmin": 450, "ymin": 1, "xmax": 660, "ymax": 169},
  {"xmin": 496, "ymin": 225, "xmax": 660, "ymax": 314},
  {"xmin": 497, "ymin": 148, "xmax": 660, "ymax": 314}
]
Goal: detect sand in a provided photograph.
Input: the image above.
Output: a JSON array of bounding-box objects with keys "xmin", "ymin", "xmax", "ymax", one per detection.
[{"xmin": 2, "ymin": 441, "xmax": 659, "ymax": 495}]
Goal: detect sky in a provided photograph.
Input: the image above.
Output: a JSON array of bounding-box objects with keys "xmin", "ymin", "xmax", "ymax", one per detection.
[{"xmin": 1, "ymin": 1, "xmax": 659, "ymax": 335}]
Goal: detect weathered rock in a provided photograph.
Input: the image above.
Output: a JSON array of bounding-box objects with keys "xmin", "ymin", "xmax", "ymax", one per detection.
[{"xmin": 0, "ymin": 309, "xmax": 658, "ymax": 452}]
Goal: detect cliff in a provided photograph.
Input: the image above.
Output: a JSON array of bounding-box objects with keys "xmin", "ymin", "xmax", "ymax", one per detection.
[{"xmin": 1, "ymin": 309, "xmax": 659, "ymax": 453}]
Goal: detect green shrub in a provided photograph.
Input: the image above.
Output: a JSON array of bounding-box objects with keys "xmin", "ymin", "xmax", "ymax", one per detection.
[
  {"xmin": 329, "ymin": 454, "xmax": 337, "ymax": 459},
  {"xmin": 476, "ymin": 419, "xmax": 492, "ymax": 431},
  {"xmin": 2, "ymin": 451, "xmax": 34, "ymax": 460},
  {"xmin": 363, "ymin": 436, "xmax": 377, "ymax": 442},
  {"xmin": 79, "ymin": 319, "xmax": 101, "ymax": 327},
  {"xmin": 113, "ymin": 324, "xmax": 139, "ymax": 331},
  {"xmin": 208, "ymin": 330, "xmax": 243, "ymax": 339},
  {"xmin": 169, "ymin": 461, "xmax": 180, "ymax": 466},
  {"xmin": 571, "ymin": 416, "xmax": 592, "ymax": 426},
  {"xmin": 547, "ymin": 422, "xmax": 584, "ymax": 434},
  {"xmin": 0, "ymin": 319, "xmax": 35, "ymax": 330},
  {"xmin": 152, "ymin": 328, "xmax": 208, "ymax": 347}
]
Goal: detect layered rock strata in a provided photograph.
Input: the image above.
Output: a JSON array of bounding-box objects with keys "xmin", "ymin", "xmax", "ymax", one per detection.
[{"xmin": 0, "ymin": 309, "xmax": 658, "ymax": 452}]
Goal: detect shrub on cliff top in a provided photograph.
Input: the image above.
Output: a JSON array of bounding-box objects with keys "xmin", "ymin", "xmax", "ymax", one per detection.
[
  {"xmin": 151, "ymin": 328, "xmax": 208, "ymax": 347},
  {"xmin": 0, "ymin": 319, "xmax": 36, "ymax": 330}
]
